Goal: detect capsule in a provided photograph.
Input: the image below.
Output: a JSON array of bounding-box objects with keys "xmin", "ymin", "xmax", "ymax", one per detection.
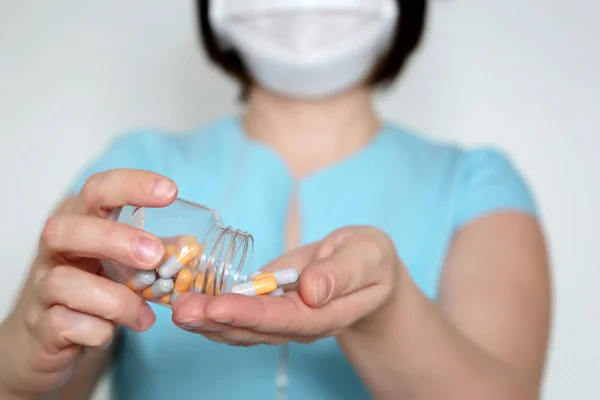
[
  {"xmin": 170, "ymin": 268, "xmax": 194, "ymax": 303},
  {"xmin": 193, "ymin": 271, "xmax": 206, "ymax": 293},
  {"xmin": 230, "ymin": 276, "xmax": 278, "ymax": 296},
  {"xmin": 142, "ymin": 278, "xmax": 174, "ymax": 299},
  {"xmin": 252, "ymin": 268, "xmax": 299, "ymax": 287},
  {"xmin": 126, "ymin": 270, "xmax": 156, "ymax": 292},
  {"xmin": 158, "ymin": 293, "xmax": 171, "ymax": 305},
  {"xmin": 157, "ymin": 242, "xmax": 202, "ymax": 279},
  {"xmin": 268, "ymin": 288, "xmax": 285, "ymax": 297},
  {"xmin": 175, "ymin": 235, "xmax": 198, "ymax": 248},
  {"xmin": 161, "ymin": 244, "xmax": 177, "ymax": 262},
  {"xmin": 205, "ymin": 268, "xmax": 217, "ymax": 295}
]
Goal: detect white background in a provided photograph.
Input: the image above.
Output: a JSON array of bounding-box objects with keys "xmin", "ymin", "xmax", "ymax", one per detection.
[{"xmin": 0, "ymin": 1, "xmax": 598, "ymax": 399}]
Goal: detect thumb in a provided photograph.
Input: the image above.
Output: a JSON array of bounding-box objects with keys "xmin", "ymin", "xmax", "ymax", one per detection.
[{"xmin": 298, "ymin": 244, "xmax": 377, "ymax": 308}]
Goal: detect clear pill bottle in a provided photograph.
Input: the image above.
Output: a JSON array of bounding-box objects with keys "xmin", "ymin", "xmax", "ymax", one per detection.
[{"xmin": 101, "ymin": 199, "xmax": 253, "ymax": 307}]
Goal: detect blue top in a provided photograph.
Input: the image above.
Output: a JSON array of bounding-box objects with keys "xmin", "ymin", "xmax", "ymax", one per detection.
[{"xmin": 70, "ymin": 117, "xmax": 536, "ymax": 399}]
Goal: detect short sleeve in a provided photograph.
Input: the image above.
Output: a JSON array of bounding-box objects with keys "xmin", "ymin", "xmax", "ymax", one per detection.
[
  {"xmin": 67, "ymin": 132, "xmax": 152, "ymax": 196},
  {"xmin": 453, "ymin": 148, "xmax": 538, "ymax": 229}
]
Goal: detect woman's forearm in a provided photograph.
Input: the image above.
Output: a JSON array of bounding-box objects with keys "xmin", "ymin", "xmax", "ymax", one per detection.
[{"xmin": 337, "ymin": 269, "xmax": 538, "ymax": 400}]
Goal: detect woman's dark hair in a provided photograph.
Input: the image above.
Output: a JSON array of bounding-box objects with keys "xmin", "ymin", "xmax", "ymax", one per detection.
[{"xmin": 197, "ymin": 0, "xmax": 427, "ymax": 99}]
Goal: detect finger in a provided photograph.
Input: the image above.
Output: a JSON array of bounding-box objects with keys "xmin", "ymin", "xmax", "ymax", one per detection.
[
  {"xmin": 73, "ymin": 169, "xmax": 177, "ymax": 216},
  {"xmin": 41, "ymin": 215, "xmax": 165, "ymax": 269},
  {"xmin": 39, "ymin": 265, "xmax": 156, "ymax": 332},
  {"xmin": 172, "ymin": 298, "xmax": 309, "ymax": 346},
  {"xmin": 201, "ymin": 292, "xmax": 330, "ymax": 336},
  {"xmin": 298, "ymin": 243, "xmax": 384, "ymax": 308},
  {"xmin": 34, "ymin": 305, "xmax": 114, "ymax": 353}
]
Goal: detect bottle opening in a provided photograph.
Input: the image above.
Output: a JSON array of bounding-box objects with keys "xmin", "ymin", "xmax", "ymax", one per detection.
[{"xmin": 195, "ymin": 225, "xmax": 253, "ymax": 295}]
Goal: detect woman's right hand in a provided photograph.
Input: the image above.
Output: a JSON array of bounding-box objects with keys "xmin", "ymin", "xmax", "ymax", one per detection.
[{"xmin": 0, "ymin": 169, "xmax": 178, "ymax": 399}]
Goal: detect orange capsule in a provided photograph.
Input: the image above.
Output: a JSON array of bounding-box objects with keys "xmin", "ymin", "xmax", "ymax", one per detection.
[
  {"xmin": 178, "ymin": 242, "xmax": 202, "ymax": 265},
  {"xmin": 125, "ymin": 270, "xmax": 156, "ymax": 292},
  {"xmin": 206, "ymin": 270, "xmax": 216, "ymax": 295},
  {"xmin": 160, "ymin": 244, "xmax": 177, "ymax": 263},
  {"xmin": 230, "ymin": 276, "xmax": 278, "ymax": 296},
  {"xmin": 174, "ymin": 268, "xmax": 194, "ymax": 295},
  {"xmin": 141, "ymin": 278, "xmax": 174, "ymax": 299},
  {"xmin": 157, "ymin": 242, "xmax": 202, "ymax": 280},
  {"xmin": 175, "ymin": 235, "xmax": 198, "ymax": 249},
  {"xmin": 158, "ymin": 293, "xmax": 171, "ymax": 305},
  {"xmin": 193, "ymin": 271, "xmax": 206, "ymax": 293}
]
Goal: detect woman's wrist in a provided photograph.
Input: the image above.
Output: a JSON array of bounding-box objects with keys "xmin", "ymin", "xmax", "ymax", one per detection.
[{"xmin": 0, "ymin": 324, "xmax": 26, "ymax": 400}]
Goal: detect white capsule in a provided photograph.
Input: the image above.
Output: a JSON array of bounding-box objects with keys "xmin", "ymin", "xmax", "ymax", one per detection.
[
  {"xmin": 146, "ymin": 278, "xmax": 174, "ymax": 298},
  {"xmin": 271, "ymin": 268, "xmax": 299, "ymax": 286},
  {"xmin": 268, "ymin": 288, "xmax": 285, "ymax": 297},
  {"xmin": 126, "ymin": 270, "xmax": 156, "ymax": 291},
  {"xmin": 157, "ymin": 256, "xmax": 184, "ymax": 279},
  {"xmin": 170, "ymin": 292, "xmax": 179, "ymax": 304},
  {"xmin": 252, "ymin": 268, "xmax": 299, "ymax": 287},
  {"xmin": 230, "ymin": 276, "xmax": 278, "ymax": 297}
]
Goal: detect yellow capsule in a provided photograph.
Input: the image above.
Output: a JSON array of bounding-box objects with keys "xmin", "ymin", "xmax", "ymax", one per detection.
[
  {"xmin": 230, "ymin": 276, "xmax": 278, "ymax": 296},
  {"xmin": 141, "ymin": 278, "xmax": 174, "ymax": 299},
  {"xmin": 157, "ymin": 242, "xmax": 202, "ymax": 280},
  {"xmin": 158, "ymin": 293, "xmax": 171, "ymax": 305},
  {"xmin": 178, "ymin": 242, "xmax": 202, "ymax": 266},
  {"xmin": 174, "ymin": 268, "xmax": 194, "ymax": 295},
  {"xmin": 125, "ymin": 270, "xmax": 156, "ymax": 292},
  {"xmin": 252, "ymin": 268, "xmax": 299, "ymax": 287},
  {"xmin": 193, "ymin": 271, "xmax": 205, "ymax": 293}
]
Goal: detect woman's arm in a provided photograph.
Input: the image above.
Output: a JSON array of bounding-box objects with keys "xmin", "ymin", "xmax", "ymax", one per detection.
[{"xmin": 338, "ymin": 212, "xmax": 550, "ymax": 399}]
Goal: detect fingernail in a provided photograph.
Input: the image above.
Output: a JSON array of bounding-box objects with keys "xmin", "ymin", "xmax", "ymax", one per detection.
[
  {"xmin": 139, "ymin": 306, "xmax": 156, "ymax": 330},
  {"xmin": 134, "ymin": 237, "xmax": 163, "ymax": 264},
  {"xmin": 103, "ymin": 339, "xmax": 113, "ymax": 350},
  {"xmin": 180, "ymin": 320, "xmax": 204, "ymax": 329},
  {"xmin": 213, "ymin": 317, "xmax": 233, "ymax": 324},
  {"xmin": 151, "ymin": 178, "xmax": 177, "ymax": 199},
  {"xmin": 314, "ymin": 276, "xmax": 331, "ymax": 306}
]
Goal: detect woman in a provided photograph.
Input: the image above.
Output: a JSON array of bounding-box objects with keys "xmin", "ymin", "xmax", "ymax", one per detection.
[{"xmin": 0, "ymin": 0, "xmax": 551, "ymax": 399}]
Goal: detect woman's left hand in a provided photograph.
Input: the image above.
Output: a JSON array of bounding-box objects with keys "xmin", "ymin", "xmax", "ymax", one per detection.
[{"xmin": 171, "ymin": 226, "xmax": 400, "ymax": 346}]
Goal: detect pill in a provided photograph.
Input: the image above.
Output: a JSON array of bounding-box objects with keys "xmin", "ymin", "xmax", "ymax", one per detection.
[
  {"xmin": 230, "ymin": 276, "xmax": 278, "ymax": 296},
  {"xmin": 158, "ymin": 293, "xmax": 171, "ymax": 305},
  {"xmin": 253, "ymin": 268, "xmax": 299, "ymax": 287},
  {"xmin": 162, "ymin": 244, "xmax": 177, "ymax": 262},
  {"xmin": 268, "ymin": 288, "xmax": 285, "ymax": 297},
  {"xmin": 142, "ymin": 278, "xmax": 174, "ymax": 299},
  {"xmin": 157, "ymin": 242, "xmax": 202, "ymax": 279},
  {"xmin": 174, "ymin": 268, "xmax": 194, "ymax": 294},
  {"xmin": 170, "ymin": 292, "xmax": 179, "ymax": 303},
  {"xmin": 170, "ymin": 267, "xmax": 194, "ymax": 303},
  {"xmin": 193, "ymin": 271, "xmax": 206, "ymax": 293},
  {"xmin": 126, "ymin": 270, "xmax": 156, "ymax": 291},
  {"xmin": 175, "ymin": 235, "xmax": 198, "ymax": 250},
  {"xmin": 205, "ymin": 268, "xmax": 216, "ymax": 295}
]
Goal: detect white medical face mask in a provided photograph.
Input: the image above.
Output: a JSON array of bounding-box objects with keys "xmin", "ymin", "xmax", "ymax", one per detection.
[{"xmin": 210, "ymin": 0, "xmax": 399, "ymax": 99}]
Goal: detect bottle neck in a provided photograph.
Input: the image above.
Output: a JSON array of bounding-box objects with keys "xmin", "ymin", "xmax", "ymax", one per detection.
[{"xmin": 202, "ymin": 224, "xmax": 254, "ymax": 294}]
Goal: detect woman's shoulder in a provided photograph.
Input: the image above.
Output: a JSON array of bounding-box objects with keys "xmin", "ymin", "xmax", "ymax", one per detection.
[
  {"xmin": 68, "ymin": 117, "xmax": 238, "ymax": 194},
  {"xmin": 102, "ymin": 117, "xmax": 239, "ymax": 162},
  {"xmin": 382, "ymin": 122, "xmax": 538, "ymax": 228},
  {"xmin": 383, "ymin": 122, "xmax": 518, "ymax": 172}
]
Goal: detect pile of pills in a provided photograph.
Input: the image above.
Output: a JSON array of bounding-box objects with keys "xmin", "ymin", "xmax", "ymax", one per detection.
[
  {"xmin": 124, "ymin": 236, "xmax": 299, "ymax": 306},
  {"xmin": 230, "ymin": 268, "xmax": 300, "ymax": 297}
]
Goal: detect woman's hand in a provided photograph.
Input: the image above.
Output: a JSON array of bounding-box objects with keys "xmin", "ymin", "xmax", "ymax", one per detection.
[
  {"xmin": 171, "ymin": 226, "xmax": 401, "ymax": 346},
  {"xmin": 0, "ymin": 169, "xmax": 177, "ymax": 399}
]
